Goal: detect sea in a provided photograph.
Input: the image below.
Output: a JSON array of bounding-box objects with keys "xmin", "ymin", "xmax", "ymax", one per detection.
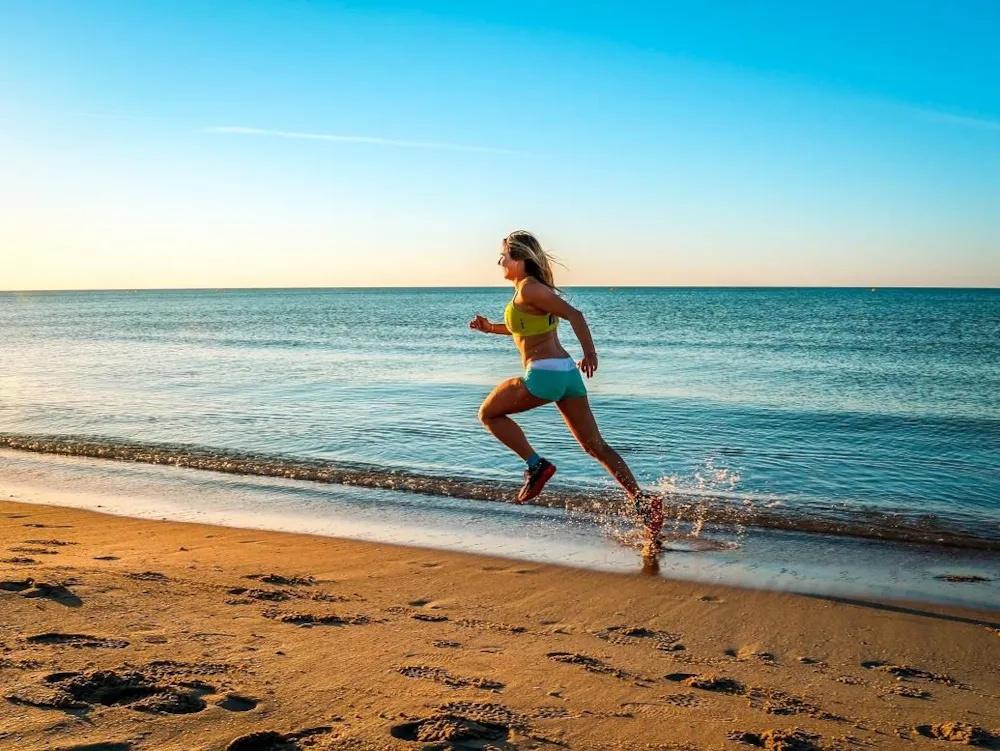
[{"xmin": 1, "ymin": 287, "xmax": 998, "ymax": 608}]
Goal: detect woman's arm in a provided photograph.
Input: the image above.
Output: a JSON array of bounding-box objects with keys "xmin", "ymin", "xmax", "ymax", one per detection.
[
  {"xmin": 520, "ymin": 282, "xmax": 596, "ymax": 355},
  {"xmin": 469, "ymin": 314, "xmax": 511, "ymax": 335},
  {"xmin": 520, "ymin": 281, "xmax": 599, "ymax": 376}
]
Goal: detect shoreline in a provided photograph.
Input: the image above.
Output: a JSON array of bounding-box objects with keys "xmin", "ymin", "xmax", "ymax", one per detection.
[
  {"xmin": 1, "ymin": 499, "xmax": 999, "ymax": 751},
  {"xmin": 3, "ymin": 446, "xmax": 999, "ymax": 612},
  {"xmin": 2, "ymin": 437, "xmax": 997, "ymax": 553}
]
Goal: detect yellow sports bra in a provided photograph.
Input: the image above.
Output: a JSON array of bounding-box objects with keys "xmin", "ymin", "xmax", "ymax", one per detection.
[{"xmin": 504, "ymin": 282, "xmax": 558, "ymax": 336}]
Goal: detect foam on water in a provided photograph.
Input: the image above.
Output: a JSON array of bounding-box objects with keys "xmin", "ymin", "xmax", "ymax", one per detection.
[
  {"xmin": 2, "ymin": 448, "xmax": 997, "ymax": 610},
  {"xmin": 3, "ymin": 433, "xmax": 997, "ymax": 550}
]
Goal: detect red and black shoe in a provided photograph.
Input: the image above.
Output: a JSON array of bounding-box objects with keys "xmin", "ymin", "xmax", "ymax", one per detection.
[
  {"xmin": 633, "ymin": 492, "xmax": 664, "ymax": 539},
  {"xmin": 516, "ymin": 458, "xmax": 556, "ymax": 503}
]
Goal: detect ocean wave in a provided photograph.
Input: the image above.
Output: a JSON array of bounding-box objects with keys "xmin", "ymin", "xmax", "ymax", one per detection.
[{"xmin": 2, "ymin": 432, "xmax": 997, "ymax": 552}]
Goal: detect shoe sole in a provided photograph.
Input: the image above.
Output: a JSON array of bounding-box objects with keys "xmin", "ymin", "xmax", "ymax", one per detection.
[{"xmin": 516, "ymin": 464, "xmax": 556, "ymax": 504}]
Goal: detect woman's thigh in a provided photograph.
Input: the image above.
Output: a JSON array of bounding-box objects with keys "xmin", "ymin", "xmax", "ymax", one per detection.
[{"xmin": 479, "ymin": 377, "xmax": 550, "ymax": 420}]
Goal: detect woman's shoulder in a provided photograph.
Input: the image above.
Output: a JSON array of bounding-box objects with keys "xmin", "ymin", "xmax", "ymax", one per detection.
[
  {"xmin": 519, "ymin": 277, "xmax": 562, "ymax": 299},
  {"xmin": 518, "ymin": 276, "xmax": 547, "ymax": 292}
]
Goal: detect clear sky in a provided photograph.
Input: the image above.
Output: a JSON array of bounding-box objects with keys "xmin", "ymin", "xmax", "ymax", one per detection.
[{"xmin": 2, "ymin": 1, "xmax": 998, "ymax": 289}]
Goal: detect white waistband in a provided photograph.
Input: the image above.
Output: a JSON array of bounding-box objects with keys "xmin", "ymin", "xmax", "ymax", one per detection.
[{"xmin": 526, "ymin": 357, "xmax": 577, "ymax": 372}]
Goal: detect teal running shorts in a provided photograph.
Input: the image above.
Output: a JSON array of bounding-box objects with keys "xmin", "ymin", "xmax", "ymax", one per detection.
[{"xmin": 522, "ymin": 358, "xmax": 588, "ymax": 401}]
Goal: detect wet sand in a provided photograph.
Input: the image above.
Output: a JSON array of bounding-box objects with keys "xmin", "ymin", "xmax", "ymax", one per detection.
[{"xmin": 1, "ymin": 499, "xmax": 998, "ymax": 751}]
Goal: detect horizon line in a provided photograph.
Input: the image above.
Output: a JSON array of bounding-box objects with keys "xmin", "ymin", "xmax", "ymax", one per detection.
[{"xmin": 4, "ymin": 284, "xmax": 998, "ymax": 294}]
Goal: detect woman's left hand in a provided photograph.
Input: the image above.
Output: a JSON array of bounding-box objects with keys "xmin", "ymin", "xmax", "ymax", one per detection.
[{"xmin": 578, "ymin": 351, "xmax": 599, "ymax": 378}]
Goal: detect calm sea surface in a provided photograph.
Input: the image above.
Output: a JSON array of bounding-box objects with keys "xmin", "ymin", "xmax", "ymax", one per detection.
[{"xmin": 1, "ymin": 288, "xmax": 998, "ymax": 565}]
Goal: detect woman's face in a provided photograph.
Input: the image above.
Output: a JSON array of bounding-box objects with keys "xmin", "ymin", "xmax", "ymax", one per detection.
[{"xmin": 498, "ymin": 243, "xmax": 523, "ymax": 281}]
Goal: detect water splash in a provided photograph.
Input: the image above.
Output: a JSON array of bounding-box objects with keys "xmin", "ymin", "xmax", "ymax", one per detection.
[
  {"xmin": 591, "ymin": 456, "xmax": 747, "ymax": 554},
  {"xmin": 650, "ymin": 456, "xmax": 754, "ymax": 548}
]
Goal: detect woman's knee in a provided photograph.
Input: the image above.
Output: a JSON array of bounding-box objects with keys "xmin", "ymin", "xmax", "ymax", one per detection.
[{"xmin": 478, "ymin": 403, "xmax": 495, "ymax": 425}]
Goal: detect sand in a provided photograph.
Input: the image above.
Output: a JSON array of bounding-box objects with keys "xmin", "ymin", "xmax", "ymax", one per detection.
[{"xmin": 1, "ymin": 499, "xmax": 998, "ymax": 751}]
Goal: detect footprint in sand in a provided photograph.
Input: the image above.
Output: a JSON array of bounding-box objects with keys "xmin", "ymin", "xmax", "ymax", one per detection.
[
  {"xmin": 9, "ymin": 546, "xmax": 59, "ymax": 555},
  {"xmin": 125, "ymin": 571, "xmax": 169, "ymax": 582},
  {"xmin": 146, "ymin": 659, "xmax": 231, "ymax": 676},
  {"xmin": 407, "ymin": 597, "xmax": 453, "ymax": 621},
  {"xmin": 225, "ymin": 732, "xmax": 292, "ymax": 751},
  {"xmin": 245, "ymin": 573, "xmax": 316, "ymax": 587},
  {"xmin": 311, "ymin": 591, "xmax": 356, "ymax": 603},
  {"xmin": 883, "ymin": 685, "xmax": 932, "ymax": 699},
  {"xmin": 668, "ymin": 673, "xmax": 841, "ymax": 721},
  {"xmin": 623, "ymin": 693, "xmax": 705, "ymax": 711},
  {"xmin": 435, "ymin": 701, "xmax": 533, "ymax": 727},
  {"xmin": 547, "ymin": 652, "xmax": 647, "ymax": 684},
  {"xmin": 0, "ymin": 657, "xmax": 44, "ymax": 670},
  {"xmin": 661, "ymin": 693, "xmax": 704, "ymax": 708},
  {"xmin": 261, "ymin": 609, "xmax": 371, "ymax": 626},
  {"xmin": 729, "ymin": 729, "xmax": 824, "ymax": 750},
  {"xmin": 23, "ymin": 523, "xmax": 73, "ymax": 529},
  {"xmin": 217, "ymin": 693, "xmax": 259, "ymax": 712},
  {"xmin": 8, "ymin": 669, "xmax": 211, "ymax": 715},
  {"xmin": 412, "ymin": 612, "xmax": 449, "ymax": 622},
  {"xmin": 24, "ymin": 539, "xmax": 78, "ymax": 546},
  {"xmin": 44, "ymin": 671, "xmax": 84, "ymax": 683},
  {"xmin": 596, "ymin": 624, "xmax": 684, "ymax": 652},
  {"xmin": 724, "ymin": 647, "xmax": 777, "ymax": 663},
  {"xmin": 835, "ymin": 675, "xmax": 867, "ymax": 686},
  {"xmin": 397, "ymin": 665, "xmax": 504, "ymax": 692},
  {"xmin": 390, "ymin": 714, "xmax": 510, "ymax": 745},
  {"xmin": 26, "ymin": 633, "xmax": 129, "ymax": 649},
  {"xmin": 666, "ymin": 673, "xmax": 746, "ymax": 694},
  {"xmin": 861, "ymin": 660, "xmax": 964, "ymax": 688},
  {"xmin": 915, "ymin": 723, "xmax": 995, "ymax": 744},
  {"xmin": 225, "ymin": 727, "xmax": 332, "ymax": 751},
  {"xmin": 228, "ymin": 587, "xmax": 293, "ymax": 602},
  {"xmin": 455, "ymin": 618, "xmax": 527, "ymax": 634}
]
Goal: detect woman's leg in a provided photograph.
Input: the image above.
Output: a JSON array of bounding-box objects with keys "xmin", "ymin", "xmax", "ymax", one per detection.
[
  {"xmin": 557, "ymin": 395, "xmax": 663, "ymax": 542},
  {"xmin": 555, "ymin": 395, "xmax": 643, "ymax": 498},
  {"xmin": 480, "ymin": 378, "xmax": 556, "ymax": 502},
  {"xmin": 478, "ymin": 377, "xmax": 549, "ymax": 459}
]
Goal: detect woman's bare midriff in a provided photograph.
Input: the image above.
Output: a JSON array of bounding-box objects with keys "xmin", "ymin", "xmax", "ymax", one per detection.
[{"xmin": 514, "ymin": 330, "xmax": 571, "ymax": 367}]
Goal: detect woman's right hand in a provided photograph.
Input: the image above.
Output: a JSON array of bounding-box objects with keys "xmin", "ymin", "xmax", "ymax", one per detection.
[{"xmin": 469, "ymin": 314, "xmax": 491, "ymax": 333}]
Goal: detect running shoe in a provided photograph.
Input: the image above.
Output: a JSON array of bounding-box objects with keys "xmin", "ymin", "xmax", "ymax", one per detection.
[
  {"xmin": 633, "ymin": 491, "xmax": 664, "ymax": 539},
  {"xmin": 516, "ymin": 458, "xmax": 556, "ymax": 503}
]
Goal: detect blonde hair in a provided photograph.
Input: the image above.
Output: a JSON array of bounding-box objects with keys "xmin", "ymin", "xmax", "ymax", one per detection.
[{"xmin": 503, "ymin": 230, "xmax": 560, "ymax": 290}]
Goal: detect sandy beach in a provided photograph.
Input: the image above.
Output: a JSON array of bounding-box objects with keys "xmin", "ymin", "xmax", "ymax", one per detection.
[{"xmin": 1, "ymin": 499, "xmax": 998, "ymax": 751}]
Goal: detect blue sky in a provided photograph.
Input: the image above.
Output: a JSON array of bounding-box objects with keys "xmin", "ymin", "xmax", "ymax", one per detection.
[{"xmin": 2, "ymin": 1, "xmax": 998, "ymax": 289}]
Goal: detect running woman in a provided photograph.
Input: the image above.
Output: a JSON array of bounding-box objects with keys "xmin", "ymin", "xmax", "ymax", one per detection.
[{"xmin": 469, "ymin": 230, "xmax": 663, "ymax": 544}]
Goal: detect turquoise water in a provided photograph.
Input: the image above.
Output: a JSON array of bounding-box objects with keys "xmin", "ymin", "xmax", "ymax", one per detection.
[{"xmin": 1, "ymin": 287, "xmax": 999, "ymax": 555}]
